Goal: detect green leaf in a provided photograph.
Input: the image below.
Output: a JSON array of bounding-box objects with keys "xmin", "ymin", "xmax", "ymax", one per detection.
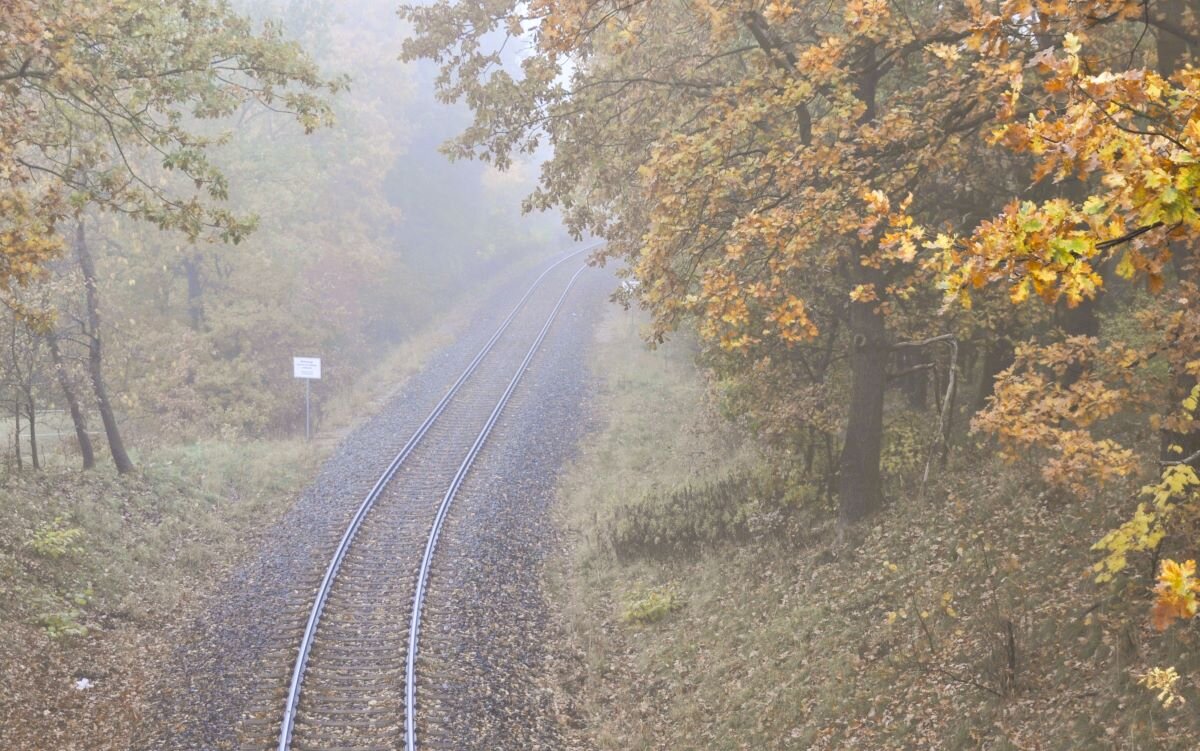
[
  {"xmin": 1050, "ymin": 236, "xmax": 1089, "ymax": 264},
  {"xmin": 1115, "ymin": 251, "xmax": 1136, "ymax": 280},
  {"xmin": 1082, "ymin": 196, "xmax": 1106, "ymax": 215}
]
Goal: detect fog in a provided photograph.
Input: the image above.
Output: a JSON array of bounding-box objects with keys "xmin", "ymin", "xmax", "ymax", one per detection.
[
  {"xmin": 4, "ymin": 1, "xmax": 1199, "ymax": 750},
  {"xmin": 0, "ymin": 0, "xmax": 568, "ymax": 456}
]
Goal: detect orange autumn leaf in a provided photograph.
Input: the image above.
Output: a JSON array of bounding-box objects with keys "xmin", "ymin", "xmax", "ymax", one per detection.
[{"xmin": 1152, "ymin": 559, "xmax": 1200, "ymax": 631}]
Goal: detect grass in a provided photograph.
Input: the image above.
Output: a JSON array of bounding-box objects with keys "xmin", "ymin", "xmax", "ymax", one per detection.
[
  {"xmin": 621, "ymin": 586, "xmax": 684, "ymax": 625},
  {"xmin": 0, "ymin": 439, "xmax": 316, "ymax": 626},
  {"xmin": 0, "ymin": 256, "xmax": 551, "ymax": 749},
  {"xmin": 551, "ymin": 304, "xmax": 1200, "ymax": 750},
  {"xmin": 0, "ymin": 438, "xmax": 320, "ymax": 750}
]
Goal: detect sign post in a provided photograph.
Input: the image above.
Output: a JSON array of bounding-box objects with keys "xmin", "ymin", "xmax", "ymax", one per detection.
[{"xmin": 293, "ymin": 357, "xmax": 322, "ymax": 440}]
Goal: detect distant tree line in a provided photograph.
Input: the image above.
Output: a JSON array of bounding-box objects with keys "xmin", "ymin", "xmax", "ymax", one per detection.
[{"xmin": 0, "ymin": 0, "xmax": 561, "ymax": 473}]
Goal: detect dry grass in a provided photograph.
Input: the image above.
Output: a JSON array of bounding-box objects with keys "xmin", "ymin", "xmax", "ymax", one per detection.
[
  {"xmin": 0, "ymin": 262, "xmax": 533, "ymax": 749},
  {"xmin": 0, "ymin": 439, "xmax": 316, "ymax": 749},
  {"xmin": 551, "ymin": 305, "xmax": 1200, "ymax": 750}
]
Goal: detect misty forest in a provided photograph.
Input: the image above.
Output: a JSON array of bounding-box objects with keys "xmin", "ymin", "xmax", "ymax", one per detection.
[{"xmin": 2, "ymin": 0, "xmax": 1200, "ymax": 749}]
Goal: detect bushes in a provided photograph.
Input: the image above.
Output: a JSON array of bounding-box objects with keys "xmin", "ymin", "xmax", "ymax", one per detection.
[
  {"xmin": 597, "ymin": 471, "xmax": 782, "ymax": 560},
  {"xmin": 881, "ymin": 413, "xmax": 928, "ymax": 492},
  {"xmin": 36, "ymin": 586, "xmax": 92, "ymax": 639},
  {"xmin": 620, "ymin": 587, "xmax": 682, "ymax": 625},
  {"xmin": 593, "ymin": 407, "xmax": 942, "ymax": 564},
  {"xmin": 26, "ymin": 516, "xmax": 85, "ymax": 559}
]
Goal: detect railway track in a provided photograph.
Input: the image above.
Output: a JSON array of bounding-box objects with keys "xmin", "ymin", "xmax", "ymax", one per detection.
[{"xmin": 230, "ymin": 250, "xmax": 593, "ymax": 751}]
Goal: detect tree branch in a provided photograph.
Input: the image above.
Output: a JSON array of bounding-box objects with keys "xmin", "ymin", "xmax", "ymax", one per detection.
[
  {"xmin": 740, "ymin": 10, "xmax": 812, "ymax": 146},
  {"xmin": 1161, "ymin": 448, "xmax": 1200, "ymax": 467}
]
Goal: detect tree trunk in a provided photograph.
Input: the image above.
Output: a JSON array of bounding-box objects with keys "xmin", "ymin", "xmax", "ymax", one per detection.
[
  {"xmin": 940, "ymin": 365, "xmax": 958, "ymax": 469},
  {"xmin": 1158, "ymin": 244, "xmax": 1200, "ymax": 462},
  {"xmin": 838, "ymin": 54, "xmax": 888, "ymax": 528},
  {"xmin": 75, "ymin": 220, "xmax": 134, "ymax": 474},
  {"xmin": 13, "ymin": 399, "xmax": 22, "ymax": 471},
  {"xmin": 1156, "ymin": 0, "xmax": 1190, "ymax": 80},
  {"xmin": 1056, "ymin": 212, "xmax": 1102, "ymax": 384},
  {"xmin": 47, "ymin": 329, "xmax": 95, "ymax": 470},
  {"xmin": 823, "ymin": 433, "xmax": 837, "ymax": 502},
  {"xmin": 26, "ymin": 392, "xmax": 38, "ymax": 470},
  {"xmin": 838, "ymin": 259, "xmax": 888, "ymax": 526},
  {"xmin": 894, "ymin": 348, "xmax": 929, "ymax": 410},
  {"xmin": 974, "ymin": 333, "xmax": 1015, "ymax": 414},
  {"xmin": 183, "ymin": 252, "xmax": 205, "ymax": 330},
  {"xmin": 1042, "ymin": 173, "xmax": 1103, "ymax": 379}
]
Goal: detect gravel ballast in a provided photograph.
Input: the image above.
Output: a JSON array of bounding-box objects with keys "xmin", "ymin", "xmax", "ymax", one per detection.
[
  {"xmin": 413, "ymin": 269, "xmax": 610, "ymax": 750},
  {"xmin": 134, "ymin": 255, "xmax": 611, "ymax": 750}
]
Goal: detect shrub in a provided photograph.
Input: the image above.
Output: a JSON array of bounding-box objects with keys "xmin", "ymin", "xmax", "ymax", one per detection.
[
  {"xmin": 599, "ymin": 471, "xmax": 780, "ymax": 560},
  {"xmin": 621, "ymin": 587, "xmax": 682, "ymax": 625},
  {"xmin": 35, "ymin": 587, "xmax": 91, "ymax": 639},
  {"xmin": 39, "ymin": 609, "xmax": 88, "ymax": 639},
  {"xmin": 26, "ymin": 516, "xmax": 85, "ymax": 559},
  {"xmin": 881, "ymin": 416, "xmax": 926, "ymax": 490}
]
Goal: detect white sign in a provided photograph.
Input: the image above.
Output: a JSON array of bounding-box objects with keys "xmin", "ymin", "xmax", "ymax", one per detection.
[{"xmin": 293, "ymin": 356, "xmax": 322, "ymax": 380}]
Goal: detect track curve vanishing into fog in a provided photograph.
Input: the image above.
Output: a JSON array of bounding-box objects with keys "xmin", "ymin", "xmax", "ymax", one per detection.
[
  {"xmin": 245, "ymin": 249, "xmax": 598, "ymax": 751},
  {"xmin": 273, "ymin": 252, "xmax": 587, "ymax": 751},
  {"xmin": 135, "ymin": 247, "xmax": 608, "ymax": 751}
]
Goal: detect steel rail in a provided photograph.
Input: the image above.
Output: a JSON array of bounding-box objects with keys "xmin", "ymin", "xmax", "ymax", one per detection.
[
  {"xmin": 404, "ymin": 263, "xmax": 588, "ymax": 751},
  {"xmin": 276, "ymin": 247, "xmax": 596, "ymax": 751}
]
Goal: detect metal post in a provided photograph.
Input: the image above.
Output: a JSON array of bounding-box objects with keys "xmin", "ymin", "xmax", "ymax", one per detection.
[{"xmin": 305, "ymin": 378, "xmax": 311, "ymax": 441}]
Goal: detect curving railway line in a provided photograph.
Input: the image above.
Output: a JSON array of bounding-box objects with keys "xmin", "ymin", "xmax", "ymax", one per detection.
[{"xmin": 229, "ymin": 249, "xmax": 595, "ymax": 751}]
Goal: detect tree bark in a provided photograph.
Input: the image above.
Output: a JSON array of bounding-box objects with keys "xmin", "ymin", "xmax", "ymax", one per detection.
[
  {"xmin": 47, "ymin": 329, "xmax": 95, "ymax": 470},
  {"xmin": 75, "ymin": 220, "xmax": 134, "ymax": 474},
  {"xmin": 894, "ymin": 348, "xmax": 929, "ymax": 410},
  {"xmin": 838, "ymin": 258, "xmax": 888, "ymax": 526},
  {"xmin": 837, "ymin": 52, "xmax": 888, "ymax": 528},
  {"xmin": 973, "ymin": 332, "xmax": 1014, "ymax": 414},
  {"xmin": 1049, "ymin": 175, "xmax": 1102, "ymax": 383},
  {"xmin": 13, "ymin": 398, "xmax": 22, "ymax": 471},
  {"xmin": 25, "ymin": 392, "xmax": 38, "ymax": 470},
  {"xmin": 1157, "ymin": 0, "xmax": 1190, "ymax": 79},
  {"xmin": 182, "ymin": 252, "xmax": 205, "ymax": 330}
]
